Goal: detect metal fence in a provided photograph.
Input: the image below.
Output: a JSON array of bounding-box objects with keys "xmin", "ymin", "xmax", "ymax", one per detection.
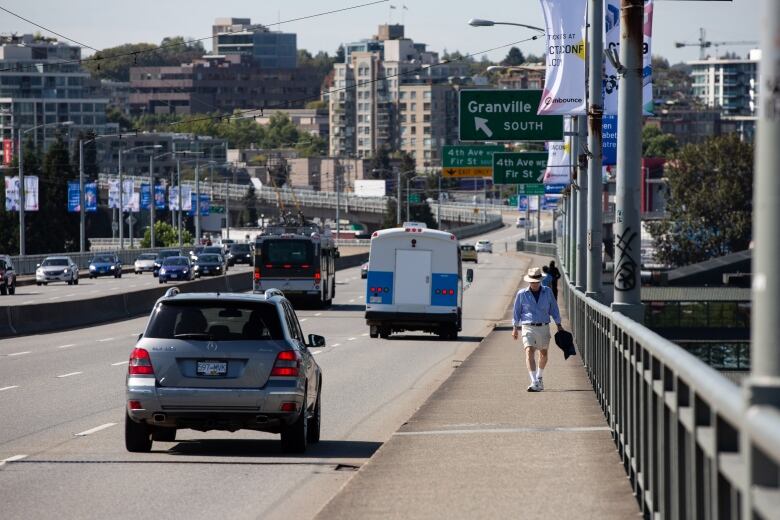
[
  {"xmin": 522, "ymin": 240, "xmax": 780, "ymax": 520},
  {"xmin": 10, "ymin": 247, "xmax": 177, "ymax": 276}
]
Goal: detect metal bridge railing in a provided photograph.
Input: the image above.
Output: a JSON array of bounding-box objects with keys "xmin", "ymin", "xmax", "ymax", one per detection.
[
  {"xmin": 519, "ymin": 239, "xmax": 780, "ymax": 520},
  {"xmin": 11, "ymin": 247, "xmax": 172, "ymax": 276}
]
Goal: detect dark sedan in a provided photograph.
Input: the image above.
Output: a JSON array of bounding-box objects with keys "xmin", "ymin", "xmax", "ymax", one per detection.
[
  {"xmin": 227, "ymin": 243, "xmax": 253, "ymax": 267},
  {"xmin": 193, "ymin": 254, "xmax": 225, "ymax": 277},
  {"xmin": 89, "ymin": 254, "xmax": 122, "ymax": 278},
  {"xmin": 158, "ymin": 256, "xmax": 193, "ymax": 284}
]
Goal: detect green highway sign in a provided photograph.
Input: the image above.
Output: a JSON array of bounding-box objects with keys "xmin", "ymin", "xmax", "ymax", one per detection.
[
  {"xmin": 509, "ymin": 195, "xmax": 518, "ymax": 206},
  {"xmin": 518, "ymin": 184, "xmax": 545, "ymax": 195},
  {"xmin": 459, "ymin": 90, "xmax": 564, "ymax": 142},
  {"xmin": 492, "ymin": 152, "xmax": 548, "ymax": 184},
  {"xmin": 211, "ymin": 205, "xmax": 225, "ymax": 213},
  {"xmin": 442, "ymin": 145, "xmax": 504, "ymax": 177},
  {"xmin": 407, "ymin": 193, "xmax": 421, "ymax": 203}
]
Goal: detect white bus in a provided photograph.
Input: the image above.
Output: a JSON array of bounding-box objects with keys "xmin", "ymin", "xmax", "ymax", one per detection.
[{"xmin": 364, "ymin": 222, "xmax": 474, "ymax": 340}]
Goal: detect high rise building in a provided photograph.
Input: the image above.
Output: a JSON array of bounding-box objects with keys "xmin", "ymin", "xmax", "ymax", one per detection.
[
  {"xmin": 0, "ymin": 34, "xmax": 118, "ymax": 159},
  {"xmin": 328, "ymin": 25, "xmax": 469, "ymax": 168},
  {"xmin": 212, "ymin": 18, "xmax": 297, "ymax": 69}
]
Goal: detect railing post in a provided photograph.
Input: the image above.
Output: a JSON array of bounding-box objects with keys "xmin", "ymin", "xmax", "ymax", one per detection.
[
  {"xmin": 744, "ymin": 1, "xmax": 780, "ymax": 517},
  {"xmin": 576, "ymin": 116, "xmax": 587, "ymax": 292}
]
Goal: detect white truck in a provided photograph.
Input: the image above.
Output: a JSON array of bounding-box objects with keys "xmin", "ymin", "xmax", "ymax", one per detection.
[{"xmin": 364, "ymin": 222, "xmax": 473, "ymax": 340}]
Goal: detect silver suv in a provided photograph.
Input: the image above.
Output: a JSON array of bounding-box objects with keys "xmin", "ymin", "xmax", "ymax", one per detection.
[{"xmin": 125, "ymin": 288, "xmax": 324, "ymax": 454}]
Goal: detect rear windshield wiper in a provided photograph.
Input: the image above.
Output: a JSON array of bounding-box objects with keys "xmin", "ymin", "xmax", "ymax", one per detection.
[{"xmin": 173, "ymin": 333, "xmax": 212, "ymax": 340}]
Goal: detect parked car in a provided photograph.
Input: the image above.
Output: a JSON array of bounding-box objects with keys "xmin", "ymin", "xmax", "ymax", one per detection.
[
  {"xmin": 460, "ymin": 244, "xmax": 478, "ymax": 263},
  {"xmin": 226, "ymin": 243, "xmax": 253, "ymax": 267},
  {"xmin": 475, "ymin": 240, "xmax": 493, "ymax": 254},
  {"xmin": 153, "ymin": 249, "xmax": 182, "ymax": 277},
  {"xmin": 89, "ymin": 253, "xmax": 122, "ymax": 278},
  {"xmin": 361, "ymin": 262, "xmax": 368, "ymax": 279},
  {"xmin": 134, "ymin": 253, "xmax": 157, "ymax": 274},
  {"xmin": 125, "ymin": 288, "xmax": 323, "ymax": 453},
  {"xmin": 158, "ymin": 256, "xmax": 193, "ymax": 284},
  {"xmin": 0, "ymin": 255, "xmax": 17, "ymax": 295},
  {"xmin": 36, "ymin": 256, "xmax": 79, "ymax": 285},
  {"xmin": 193, "ymin": 254, "xmax": 225, "ymax": 277}
]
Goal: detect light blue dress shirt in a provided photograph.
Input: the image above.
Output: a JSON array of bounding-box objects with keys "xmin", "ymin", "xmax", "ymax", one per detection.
[{"xmin": 512, "ymin": 286, "xmax": 562, "ymax": 327}]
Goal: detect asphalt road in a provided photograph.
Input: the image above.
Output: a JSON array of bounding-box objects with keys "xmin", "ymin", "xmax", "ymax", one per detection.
[{"xmin": 0, "ymin": 222, "xmax": 533, "ymax": 520}]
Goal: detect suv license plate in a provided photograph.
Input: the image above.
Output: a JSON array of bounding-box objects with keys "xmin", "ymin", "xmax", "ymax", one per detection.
[{"xmin": 197, "ymin": 361, "xmax": 227, "ymax": 376}]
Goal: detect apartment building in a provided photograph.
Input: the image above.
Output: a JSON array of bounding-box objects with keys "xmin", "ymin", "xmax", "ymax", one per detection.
[
  {"xmin": 212, "ymin": 18, "xmax": 296, "ymax": 69},
  {"xmin": 0, "ymin": 34, "xmax": 117, "ymax": 158}
]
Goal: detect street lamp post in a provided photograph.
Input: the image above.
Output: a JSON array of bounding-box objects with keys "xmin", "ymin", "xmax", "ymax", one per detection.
[
  {"xmin": 18, "ymin": 121, "xmax": 73, "ymax": 255},
  {"xmin": 118, "ymin": 145, "xmax": 161, "ymax": 250},
  {"xmin": 468, "ymin": 18, "xmax": 545, "ymax": 33}
]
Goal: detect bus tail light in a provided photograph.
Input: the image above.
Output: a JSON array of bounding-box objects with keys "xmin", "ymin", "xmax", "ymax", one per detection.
[
  {"xmin": 314, "ymin": 272, "xmax": 321, "ymax": 281},
  {"xmin": 254, "ymin": 268, "xmax": 261, "ymax": 281}
]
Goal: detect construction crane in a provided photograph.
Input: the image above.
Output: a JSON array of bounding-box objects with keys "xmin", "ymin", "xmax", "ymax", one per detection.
[{"xmin": 675, "ymin": 28, "xmax": 757, "ymax": 60}]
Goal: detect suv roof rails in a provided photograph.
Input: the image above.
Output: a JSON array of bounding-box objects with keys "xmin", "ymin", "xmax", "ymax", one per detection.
[
  {"xmin": 264, "ymin": 288, "xmax": 285, "ymax": 300},
  {"xmin": 164, "ymin": 287, "xmax": 180, "ymax": 298}
]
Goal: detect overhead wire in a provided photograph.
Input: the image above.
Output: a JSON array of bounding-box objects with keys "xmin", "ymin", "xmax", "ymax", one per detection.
[{"xmin": 0, "ymin": 0, "xmax": 389, "ymax": 73}]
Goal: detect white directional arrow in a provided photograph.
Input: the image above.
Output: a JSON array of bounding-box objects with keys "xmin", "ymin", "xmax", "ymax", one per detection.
[{"xmin": 474, "ymin": 117, "xmax": 493, "ymax": 138}]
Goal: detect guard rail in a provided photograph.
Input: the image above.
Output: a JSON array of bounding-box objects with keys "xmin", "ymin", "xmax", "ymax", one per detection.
[{"xmin": 521, "ymin": 239, "xmax": 780, "ymax": 519}]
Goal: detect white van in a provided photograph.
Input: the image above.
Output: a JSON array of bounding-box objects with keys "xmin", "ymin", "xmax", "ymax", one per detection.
[{"xmin": 364, "ymin": 222, "xmax": 474, "ymax": 340}]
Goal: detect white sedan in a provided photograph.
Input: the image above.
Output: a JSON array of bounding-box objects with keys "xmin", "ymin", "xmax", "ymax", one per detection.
[{"xmin": 475, "ymin": 240, "xmax": 493, "ymax": 253}]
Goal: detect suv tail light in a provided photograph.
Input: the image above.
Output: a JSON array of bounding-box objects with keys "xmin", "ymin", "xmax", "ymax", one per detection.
[
  {"xmin": 270, "ymin": 350, "xmax": 301, "ymax": 377},
  {"xmin": 128, "ymin": 348, "xmax": 154, "ymax": 375}
]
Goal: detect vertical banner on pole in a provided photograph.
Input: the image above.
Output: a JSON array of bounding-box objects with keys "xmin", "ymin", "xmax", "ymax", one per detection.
[
  {"xmin": 602, "ymin": 115, "xmax": 618, "ymax": 165},
  {"xmin": 538, "ymin": 0, "xmax": 588, "ymax": 115},
  {"xmin": 181, "ymin": 186, "xmax": 192, "ymax": 211},
  {"xmin": 190, "ymin": 194, "xmax": 210, "ymax": 216},
  {"xmin": 122, "ymin": 180, "xmax": 134, "ymax": 211},
  {"xmin": 140, "ymin": 183, "xmax": 151, "ymax": 210},
  {"xmin": 154, "ymin": 185, "xmax": 166, "ymax": 210},
  {"xmin": 131, "ymin": 192, "xmax": 140, "ymax": 213},
  {"xmin": 2, "ymin": 138, "xmax": 13, "ymax": 166},
  {"xmin": 604, "ymin": 0, "xmax": 654, "ymax": 115},
  {"xmin": 67, "ymin": 181, "xmax": 80, "ymax": 212},
  {"xmin": 108, "ymin": 180, "xmax": 120, "ymax": 209},
  {"xmin": 5, "ymin": 176, "xmax": 20, "ymax": 211},
  {"xmin": 85, "ymin": 183, "xmax": 98, "ymax": 212},
  {"xmin": 24, "ymin": 176, "xmax": 38, "ymax": 211},
  {"xmin": 169, "ymin": 186, "xmax": 180, "ymax": 211}
]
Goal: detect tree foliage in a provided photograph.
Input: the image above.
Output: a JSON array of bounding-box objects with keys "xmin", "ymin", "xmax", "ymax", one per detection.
[
  {"xmin": 642, "ymin": 125, "xmax": 679, "ymax": 158},
  {"xmin": 83, "ymin": 37, "xmax": 205, "ymax": 81},
  {"xmin": 646, "ymin": 134, "xmax": 753, "ymax": 266},
  {"xmin": 501, "ymin": 47, "xmax": 526, "ymax": 66},
  {"xmin": 140, "ymin": 220, "xmax": 192, "ymax": 248}
]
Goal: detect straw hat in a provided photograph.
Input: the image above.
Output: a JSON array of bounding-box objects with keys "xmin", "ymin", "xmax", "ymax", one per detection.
[{"xmin": 524, "ymin": 267, "xmax": 544, "ymax": 283}]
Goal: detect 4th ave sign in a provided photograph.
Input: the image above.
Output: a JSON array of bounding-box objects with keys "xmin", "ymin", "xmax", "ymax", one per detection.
[
  {"xmin": 442, "ymin": 145, "xmax": 504, "ymax": 177},
  {"xmin": 492, "ymin": 152, "xmax": 549, "ymax": 184},
  {"xmin": 459, "ymin": 90, "xmax": 564, "ymax": 142}
]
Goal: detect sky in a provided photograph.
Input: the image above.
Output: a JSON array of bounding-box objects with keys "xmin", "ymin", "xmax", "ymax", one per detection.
[{"xmin": 0, "ymin": 0, "xmax": 762, "ymax": 65}]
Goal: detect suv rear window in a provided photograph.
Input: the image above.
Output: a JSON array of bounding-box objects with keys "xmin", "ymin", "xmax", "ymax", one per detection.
[
  {"xmin": 460, "ymin": 245, "xmax": 475, "ymax": 251},
  {"xmin": 145, "ymin": 301, "xmax": 284, "ymax": 341}
]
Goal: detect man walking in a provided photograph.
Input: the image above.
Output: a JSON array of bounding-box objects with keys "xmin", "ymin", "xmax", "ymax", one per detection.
[{"xmin": 512, "ymin": 267, "xmax": 564, "ymax": 392}]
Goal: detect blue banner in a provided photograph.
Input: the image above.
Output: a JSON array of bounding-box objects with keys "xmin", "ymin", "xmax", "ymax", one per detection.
[
  {"xmin": 154, "ymin": 185, "xmax": 166, "ymax": 210},
  {"xmin": 542, "ymin": 195, "xmax": 561, "ymax": 210},
  {"xmin": 67, "ymin": 181, "xmax": 80, "ymax": 212},
  {"xmin": 85, "ymin": 183, "xmax": 97, "ymax": 212},
  {"xmin": 189, "ymin": 193, "xmax": 210, "ymax": 216},
  {"xmin": 544, "ymin": 184, "xmax": 566, "ymax": 194},
  {"xmin": 140, "ymin": 183, "xmax": 151, "ymax": 210},
  {"xmin": 517, "ymin": 195, "xmax": 528, "ymax": 211},
  {"xmin": 603, "ymin": 115, "xmax": 618, "ymax": 166}
]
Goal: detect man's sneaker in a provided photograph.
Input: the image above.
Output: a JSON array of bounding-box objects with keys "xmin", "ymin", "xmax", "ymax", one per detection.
[
  {"xmin": 527, "ymin": 382, "xmax": 541, "ymax": 392},
  {"xmin": 537, "ymin": 377, "xmax": 544, "ymax": 391}
]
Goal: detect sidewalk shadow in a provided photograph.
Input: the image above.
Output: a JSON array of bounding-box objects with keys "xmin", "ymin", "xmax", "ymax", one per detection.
[
  {"xmin": 387, "ymin": 335, "xmax": 483, "ymax": 343},
  {"xmin": 167, "ymin": 438, "xmax": 382, "ymax": 459},
  {"xmin": 329, "ymin": 304, "xmax": 365, "ymax": 312}
]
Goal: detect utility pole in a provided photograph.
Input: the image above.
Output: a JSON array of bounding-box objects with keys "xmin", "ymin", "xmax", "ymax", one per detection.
[
  {"xmin": 586, "ymin": 0, "xmax": 604, "ymax": 301},
  {"xmin": 576, "ymin": 116, "xmax": 587, "ymax": 291},
  {"xmin": 744, "ymin": 3, "xmax": 780, "ymax": 517},
  {"xmin": 177, "ymin": 156, "xmax": 182, "ymax": 248},
  {"xmin": 119, "ymin": 148, "xmax": 124, "ymax": 250},
  {"xmin": 195, "ymin": 155, "xmax": 201, "ymax": 243},
  {"xmin": 437, "ymin": 173, "xmax": 442, "ymax": 229},
  {"xmin": 536, "ymin": 195, "xmax": 541, "ymax": 241},
  {"xmin": 336, "ymin": 171, "xmax": 341, "ymax": 245},
  {"xmin": 79, "ymin": 140, "xmax": 85, "ymax": 253},
  {"xmin": 611, "ymin": 0, "xmax": 644, "ymax": 323},
  {"xmin": 149, "ymin": 153, "xmax": 155, "ymax": 248},
  {"xmin": 18, "ymin": 131, "xmax": 24, "ymax": 256},
  {"xmin": 396, "ymin": 168, "xmax": 401, "ymax": 226}
]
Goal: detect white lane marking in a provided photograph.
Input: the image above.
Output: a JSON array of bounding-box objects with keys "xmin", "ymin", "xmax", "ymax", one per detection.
[
  {"xmin": 348, "ymin": 337, "xmax": 356, "ymax": 341},
  {"xmin": 357, "ymin": 295, "xmax": 364, "ymax": 299},
  {"xmin": 129, "ymin": 284, "xmax": 137, "ymax": 288},
  {"xmin": 332, "ymin": 343, "xmax": 341, "ymax": 347},
  {"xmin": 361, "ymin": 333, "xmax": 369, "ymax": 337},
  {"xmin": 65, "ymin": 293, "xmax": 77, "ymax": 297},
  {"xmin": 74, "ymin": 423, "xmax": 117, "ymax": 437},
  {"xmin": 0, "ymin": 385, "xmax": 19, "ymax": 392},
  {"xmin": 111, "ymin": 361, "xmax": 129, "ymax": 366},
  {"xmin": 22, "ymin": 300, "xmax": 34, "ymax": 305},
  {"xmin": 8, "ymin": 351, "xmax": 31, "ymax": 357},
  {"xmin": 349, "ymin": 299, "xmax": 355, "ymax": 303},
  {"xmin": 300, "ymin": 318, "xmax": 308, "ymax": 322},
  {"xmin": 314, "ymin": 313, "xmax": 322, "ymax": 317},
  {"xmin": 57, "ymin": 344, "xmax": 75, "ymax": 349},
  {"xmin": 98, "ymin": 337, "xmax": 115, "ymax": 342},
  {"xmin": 57, "ymin": 372, "xmax": 82, "ymax": 378},
  {"xmin": 0, "ymin": 454, "xmax": 27, "ymax": 466},
  {"xmin": 310, "ymin": 350, "xmax": 323, "ymax": 355},
  {"xmin": 48, "ymin": 297, "xmax": 61, "ymax": 301},
  {"xmin": 90, "ymin": 290, "xmax": 99, "ymax": 294}
]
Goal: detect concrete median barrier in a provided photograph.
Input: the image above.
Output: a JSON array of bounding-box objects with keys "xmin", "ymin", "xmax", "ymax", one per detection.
[{"xmin": 1, "ymin": 255, "xmax": 369, "ymax": 339}]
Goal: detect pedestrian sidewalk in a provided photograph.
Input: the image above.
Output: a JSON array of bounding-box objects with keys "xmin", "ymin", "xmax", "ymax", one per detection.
[{"xmin": 316, "ymin": 265, "xmax": 640, "ymax": 519}]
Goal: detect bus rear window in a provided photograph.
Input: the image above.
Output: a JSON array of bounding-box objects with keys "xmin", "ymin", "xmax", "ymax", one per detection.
[{"xmin": 262, "ymin": 240, "xmax": 313, "ymax": 265}]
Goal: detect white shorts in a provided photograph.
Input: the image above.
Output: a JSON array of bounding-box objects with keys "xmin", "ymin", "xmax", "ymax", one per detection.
[{"xmin": 521, "ymin": 324, "xmax": 551, "ymax": 350}]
